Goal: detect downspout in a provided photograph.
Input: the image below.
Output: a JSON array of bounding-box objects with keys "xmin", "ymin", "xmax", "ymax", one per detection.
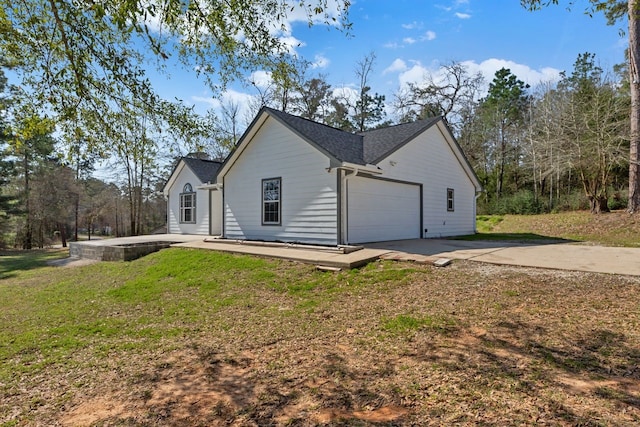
[
  {"xmin": 166, "ymin": 195, "xmax": 170, "ymax": 234},
  {"xmin": 338, "ymin": 166, "xmax": 360, "ymax": 245},
  {"xmin": 474, "ymin": 191, "xmax": 482, "ymax": 234}
]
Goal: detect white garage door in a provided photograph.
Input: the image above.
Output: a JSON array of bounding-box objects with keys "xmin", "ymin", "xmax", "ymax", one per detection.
[{"xmin": 347, "ymin": 176, "xmax": 421, "ymax": 243}]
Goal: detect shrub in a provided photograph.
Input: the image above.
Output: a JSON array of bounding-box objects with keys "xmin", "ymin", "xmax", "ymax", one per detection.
[
  {"xmin": 608, "ymin": 190, "xmax": 628, "ymax": 211},
  {"xmin": 490, "ymin": 190, "xmax": 546, "ymax": 215}
]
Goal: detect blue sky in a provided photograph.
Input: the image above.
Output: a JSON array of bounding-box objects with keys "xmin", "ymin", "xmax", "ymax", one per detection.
[{"xmin": 155, "ymin": 0, "xmax": 627, "ymax": 124}]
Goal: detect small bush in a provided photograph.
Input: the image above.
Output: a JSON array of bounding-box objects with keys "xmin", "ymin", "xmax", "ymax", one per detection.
[
  {"xmin": 608, "ymin": 191, "xmax": 628, "ymax": 211},
  {"xmin": 491, "ymin": 190, "xmax": 546, "ymax": 215},
  {"xmin": 551, "ymin": 191, "xmax": 590, "ymax": 213}
]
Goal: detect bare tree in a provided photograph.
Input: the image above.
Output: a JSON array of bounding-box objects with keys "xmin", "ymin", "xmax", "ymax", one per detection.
[{"xmin": 394, "ymin": 61, "xmax": 484, "ymax": 134}]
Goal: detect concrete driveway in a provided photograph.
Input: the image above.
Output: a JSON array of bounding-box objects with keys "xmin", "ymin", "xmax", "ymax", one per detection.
[{"xmin": 365, "ymin": 239, "xmax": 640, "ymax": 277}]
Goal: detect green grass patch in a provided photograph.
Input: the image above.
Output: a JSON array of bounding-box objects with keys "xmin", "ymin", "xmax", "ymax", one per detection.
[
  {"xmin": 383, "ymin": 314, "xmax": 456, "ymax": 334},
  {"xmin": 0, "ymin": 249, "xmax": 68, "ymax": 279},
  {"xmin": 476, "ymin": 215, "xmax": 504, "ymax": 233},
  {"xmin": 456, "ymin": 232, "xmax": 562, "ymax": 242},
  {"xmin": 0, "ymin": 248, "xmax": 426, "ymax": 388}
]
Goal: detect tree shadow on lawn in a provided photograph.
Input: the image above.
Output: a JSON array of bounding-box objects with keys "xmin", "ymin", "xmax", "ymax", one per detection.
[
  {"xmin": 413, "ymin": 321, "xmax": 640, "ymax": 423},
  {"xmin": 453, "ymin": 232, "xmax": 576, "ymax": 244},
  {"xmin": 0, "ymin": 249, "xmax": 66, "ymax": 280}
]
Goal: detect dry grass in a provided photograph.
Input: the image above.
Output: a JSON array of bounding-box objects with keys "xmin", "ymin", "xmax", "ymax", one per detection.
[{"xmin": 1, "ymin": 246, "xmax": 639, "ymax": 426}]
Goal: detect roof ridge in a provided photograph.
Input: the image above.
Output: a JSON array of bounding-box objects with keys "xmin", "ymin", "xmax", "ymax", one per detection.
[
  {"xmin": 263, "ymin": 107, "xmax": 358, "ymax": 136},
  {"xmin": 263, "ymin": 107, "xmax": 365, "ymax": 165},
  {"xmin": 359, "ymin": 115, "xmax": 441, "ymax": 135},
  {"xmin": 182, "ymin": 156, "xmax": 223, "ymax": 164},
  {"xmin": 362, "ymin": 116, "xmax": 442, "ymax": 164}
]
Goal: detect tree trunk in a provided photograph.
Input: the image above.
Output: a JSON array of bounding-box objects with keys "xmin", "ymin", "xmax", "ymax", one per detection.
[
  {"xmin": 628, "ymin": 0, "xmax": 640, "ymax": 212},
  {"xmin": 74, "ymin": 193, "xmax": 79, "ymax": 241},
  {"xmin": 23, "ymin": 152, "xmax": 32, "ymax": 250},
  {"xmin": 59, "ymin": 222, "xmax": 67, "ymax": 248},
  {"xmin": 589, "ymin": 195, "xmax": 610, "ymax": 214}
]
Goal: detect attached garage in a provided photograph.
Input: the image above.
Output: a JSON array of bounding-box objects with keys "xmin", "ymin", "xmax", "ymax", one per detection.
[{"xmin": 346, "ymin": 176, "xmax": 421, "ymax": 244}]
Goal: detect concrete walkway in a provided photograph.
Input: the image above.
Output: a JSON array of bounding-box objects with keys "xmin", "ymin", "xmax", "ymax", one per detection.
[
  {"xmin": 174, "ymin": 239, "xmax": 387, "ymax": 269},
  {"xmin": 365, "ymin": 239, "xmax": 640, "ymax": 276},
  {"xmin": 66, "ymin": 234, "xmax": 640, "ymax": 276}
]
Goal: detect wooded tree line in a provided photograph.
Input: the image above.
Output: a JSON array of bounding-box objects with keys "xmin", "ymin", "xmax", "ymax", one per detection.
[
  {"xmin": 0, "ymin": 68, "xmax": 169, "ymax": 249},
  {"xmin": 239, "ymin": 51, "xmax": 630, "ymax": 215}
]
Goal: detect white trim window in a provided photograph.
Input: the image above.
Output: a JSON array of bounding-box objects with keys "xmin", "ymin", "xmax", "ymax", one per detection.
[
  {"xmin": 180, "ymin": 183, "xmax": 196, "ymax": 223},
  {"xmin": 447, "ymin": 188, "xmax": 454, "ymax": 212},
  {"xmin": 262, "ymin": 177, "xmax": 281, "ymax": 225}
]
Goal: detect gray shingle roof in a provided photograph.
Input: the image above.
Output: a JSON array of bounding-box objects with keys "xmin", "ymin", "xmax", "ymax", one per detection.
[
  {"xmin": 182, "ymin": 157, "xmax": 222, "ymax": 184},
  {"xmin": 266, "ymin": 108, "xmax": 365, "ymax": 164},
  {"xmin": 265, "ymin": 107, "xmax": 440, "ymax": 166},
  {"xmin": 360, "ymin": 117, "xmax": 441, "ymax": 164}
]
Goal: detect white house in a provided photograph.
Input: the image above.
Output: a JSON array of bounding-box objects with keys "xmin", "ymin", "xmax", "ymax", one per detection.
[
  {"xmin": 164, "ymin": 107, "xmax": 482, "ymax": 245},
  {"xmin": 163, "ymin": 157, "xmax": 223, "ymax": 235}
]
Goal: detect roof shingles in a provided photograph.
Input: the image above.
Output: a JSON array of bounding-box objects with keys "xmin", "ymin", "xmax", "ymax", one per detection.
[
  {"xmin": 182, "ymin": 157, "xmax": 222, "ymax": 184},
  {"xmin": 265, "ymin": 107, "xmax": 440, "ymax": 166}
]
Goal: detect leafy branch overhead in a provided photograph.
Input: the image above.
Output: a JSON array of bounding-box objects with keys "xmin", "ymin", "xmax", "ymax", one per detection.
[{"xmin": 0, "ymin": 0, "xmax": 351, "ymax": 153}]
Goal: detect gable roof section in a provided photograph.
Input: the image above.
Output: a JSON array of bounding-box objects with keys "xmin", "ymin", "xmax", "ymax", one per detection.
[
  {"xmin": 360, "ymin": 117, "xmax": 440, "ymax": 164},
  {"xmin": 216, "ymin": 107, "xmax": 480, "ymax": 191},
  {"xmin": 162, "ymin": 157, "xmax": 222, "ymax": 195},
  {"xmin": 266, "ymin": 108, "xmax": 364, "ymax": 164},
  {"xmin": 182, "ymin": 157, "xmax": 222, "ymax": 184}
]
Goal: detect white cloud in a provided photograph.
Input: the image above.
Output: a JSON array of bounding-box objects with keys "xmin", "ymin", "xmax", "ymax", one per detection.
[
  {"xmin": 384, "ymin": 58, "xmax": 408, "ymax": 75},
  {"xmin": 384, "ymin": 42, "xmax": 401, "ymax": 49},
  {"xmin": 191, "ymin": 95, "xmax": 218, "ymax": 108},
  {"xmin": 311, "ymin": 54, "xmax": 330, "ymax": 69},
  {"xmin": 422, "ymin": 31, "xmax": 437, "ymax": 41},
  {"xmin": 191, "ymin": 89, "xmax": 257, "ymax": 121},
  {"xmin": 461, "ymin": 58, "xmax": 562, "ymax": 87},
  {"xmin": 396, "ymin": 58, "xmax": 562, "ymax": 94},
  {"xmin": 332, "ymin": 86, "xmax": 359, "ymax": 105},
  {"xmin": 455, "ymin": 12, "xmax": 471, "ymax": 19},
  {"xmin": 278, "ymin": 36, "xmax": 305, "ymax": 54},
  {"xmin": 403, "ymin": 37, "xmax": 417, "ymax": 45},
  {"xmin": 249, "ymin": 70, "xmax": 273, "ymax": 88},
  {"xmin": 401, "ymin": 21, "xmax": 423, "ymax": 30},
  {"xmin": 397, "ymin": 63, "xmax": 428, "ymax": 87}
]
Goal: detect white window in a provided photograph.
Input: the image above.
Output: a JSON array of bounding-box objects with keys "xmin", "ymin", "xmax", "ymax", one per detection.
[
  {"xmin": 262, "ymin": 178, "xmax": 281, "ymax": 225},
  {"xmin": 180, "ymin": 183, "xmax": 196, "ymax": 223},
  {"xmin": 447, "ymin": 188, "xmax": 454, "ymax": 212}
]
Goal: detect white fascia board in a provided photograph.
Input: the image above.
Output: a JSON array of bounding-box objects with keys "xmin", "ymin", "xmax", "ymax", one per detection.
[
  {"xmin": 196, "ymin": 183, "xmax": 222, "ymax": 190},
  {"xmin": 162, "ymin": 161, "xmax": 185, "ymax": 197},
  {"xmin": 341, "ymin": 162, "xmax": 383, "ymax": 175},
  {"xmin": 435, "ymin": 121, "xmax": 482, "ymax": 191},
  {"xmin": 215, "ymin": 110, "xmax": 269, "ymax": 181}
]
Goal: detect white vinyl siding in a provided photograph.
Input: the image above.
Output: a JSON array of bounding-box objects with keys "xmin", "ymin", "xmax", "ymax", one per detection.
[
  {"xmin": 167, "ymin": 163, "xmax": 210, "ymax": 235},
  {"xmin": 210, "ymin": 189, "xmax": 222, "ymax": 235},
  {"xmin": 346, "ymin": 176, "xmax": 420, "ymax": 243},
  {"xmin": 223, "ymin": 117, "xmax": 338, "ymax": 245},
  {"xmin": 375, "ymin": 124, "xmax": 477, "ymax": 237}
]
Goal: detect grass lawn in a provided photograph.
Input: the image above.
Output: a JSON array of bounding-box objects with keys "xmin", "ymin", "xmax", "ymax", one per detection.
[
  {"xmin": 1, "ymin": 214, "xmax": 639, "ymax": 425},
  {"xmin": 472, "ymin": 210, "xmax": 640, "ymax": 246}
]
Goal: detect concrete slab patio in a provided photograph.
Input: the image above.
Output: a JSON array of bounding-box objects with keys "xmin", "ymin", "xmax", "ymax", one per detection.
[
  {"xmin": 366, "ymin": 239, "xmax": 640, "ymax": 276},
  {"xmin": 173, "ymin": 239, "xmax": 388, "ymax": 269},
  {"xmin": 66, "ymin": 234, "xmax": 640, "ymax": 276},
  {"xmin": 68, "ymin": 234, "xmax": 390, "ymax": 269}
]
